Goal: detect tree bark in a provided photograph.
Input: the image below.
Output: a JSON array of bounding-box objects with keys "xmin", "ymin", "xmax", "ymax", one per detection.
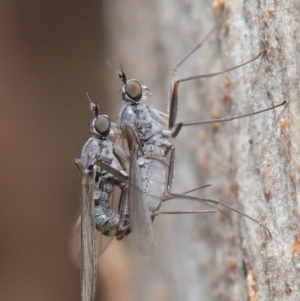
[{"xmin": 98, "ymin": 1, "xmax": 300, "ymax": 301}]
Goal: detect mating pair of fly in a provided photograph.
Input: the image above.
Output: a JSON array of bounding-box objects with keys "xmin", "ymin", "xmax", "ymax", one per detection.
[{"xmin": 72, "ymin": 25, "xmax": 285, "ymax": 301}]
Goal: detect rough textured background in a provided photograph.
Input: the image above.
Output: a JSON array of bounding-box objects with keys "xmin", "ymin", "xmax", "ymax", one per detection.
[
  {"xmin": 99, "ymin": 1, "xmax": 300, "ymax": 301},
  {"xmin": 1, "ymin": 1, "xmax": 299, "ymax": 301}
]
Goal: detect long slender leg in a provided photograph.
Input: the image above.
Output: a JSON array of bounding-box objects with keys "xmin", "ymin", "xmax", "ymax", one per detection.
[
  {"xmin": 167, "ymin": 25, "xmax": 285, "ymax": 134},
  {"xmin": 118, "ymin": 185, "xmax": 129, "ymax": 232},
  {"xmin": 113, "ymin": 144, "xmax": 130, "ymax": 163},
  {"xmin": 162, "ymin": 184, "xmax": 212, "ymax": 202},
  {"xmin": 152, "ymin": 209, "xmax": 217, "ymax": 218},
  {"xmin": 168, "ymin": 18, "xmax": 225, "ymax": 118},
  {"xmin": 162, "ymin": 144, "xmax": 271, "ymax": 236},
  {"xmin": 171, "ymin": 194, "xmax": 272, "ymax": 237},
  {"xmin": 171, "ymin": 100, "xmax": 286, "ymax": 138},
  {"xmin": 95, "ymin": 161, "xmax": 129, "ymax": 183},
  {"xmin": 165, "ymin": 146, "xmax": 213, "ymax": 202},
  {"xmin": 125, "ymin": 124, "xmax": 144, "ymax": 156},
  {"xmin": 164, "ymin": 147, "xmax": 220, "ymax": 212},
  {"xmin": 73, "ymin": 158, "xmax": 83, "ymax": 174},
  {"xmin": 166, "ymin": 146, "xmax": 175, "ymax": 193},
  {"xmin": 125, "ymin": 124, "xmax": 170, "ymax": 167},
  {"xmin": 168, "ymin": 52, "xmax": 263, "ymax": 129}
]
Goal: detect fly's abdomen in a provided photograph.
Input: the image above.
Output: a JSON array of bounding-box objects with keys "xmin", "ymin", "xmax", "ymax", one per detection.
[
  {"xmin": 94, "ymin": 181, "xmax": 120, "ymax": 237},
  {"xmin": 140, "ymin": 145, "xmax": 167, "ymax": 213}
]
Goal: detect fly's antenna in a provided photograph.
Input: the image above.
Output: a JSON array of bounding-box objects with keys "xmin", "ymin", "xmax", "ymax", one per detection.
[
  {"xmin": 86, "ymin": 92, "xmax": 98, "ymax": 117},
  {"xmin": 120, "ymin": 65, "xmax": 127, "ymax": 84},
  {"xmin": 107, "ymin": 60, "xmax": 127, "ymax": 84}
]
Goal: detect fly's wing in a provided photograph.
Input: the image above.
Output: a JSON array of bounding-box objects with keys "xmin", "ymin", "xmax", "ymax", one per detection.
[
  {"xmin": 69, "ymin": 158, "xmax": 84, "ymax": 268},
  {"xmin": 81, "ymin": 173, "xmax": 97, "ymax": 301},
  {"xmin": 94, "ymin": 161, "xmax": 129, "ymax": 183},
  {"xmin": 70, "ymin": 215, "xmax": 113, "ymax": 266},
  {"xmin": 97, "ymin": 233, "xmax": 113, "ymax": 256},
  {"xmin": 149, "ymin": 107, "xmax": 168, "ymax": 127},
  {"xmin": 114, "ymin": 144, "xmax": 130, "ymax": 164},
  {"xmin": 112, "ymin": 130, "xmax": 130, "ymax": 172},
  {"xmin": 128, "ymin": 145, "xmax": 154, "ymax": 255},
  {"xmin": 69, "ymin": 211, "xmax": 81, "ymax": 268}
]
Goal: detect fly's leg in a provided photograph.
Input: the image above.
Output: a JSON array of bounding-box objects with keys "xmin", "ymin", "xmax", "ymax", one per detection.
[
  {"xmin": 73, "ymin": 158, "xmax": 83, "ymax": 174},
  {"xmin": 125, "ymin": 124, "xmax": 144, "ymax": 156},
  {"xmin": 164, "ymin": 146, "xmax": 218, "ymax": 212},
  {"xmin": 171, "ymin": 100, "xmax": 286, "ymax": 138},
  {"xmin": 169, "ymin": 51, "xmax": 264, "ymax": 130},
  {"xmin": 166, "ymin": 146, "xmax": 175, "ymax": 193},
  {"xmin": 168, "ymin": 21, "xmax": 219, "ymax": 107},
  {"xmin": 151, "ymin": 209, "xmax": 217, "ymax": 218},
  {"xmin": 167, "ymin": 28, "xmax": 286, "ymax": 136},
  {"xmin": 114, "ymin": 144, "xmax": 130, "ymax": 163},
  {"xmin": 162, "ymin": 183, "xmax": 212, "ymax": 202},
  {"xmin": 95, "ymin": 161, "xmax": 129, "ymax": 183},
  {"xmin": 164, "ymin": 146, "xmax": 272, "ymax": 237},
  {"xmin": 165, "ymin": 146, "xmax": 212, "ymax": 200},
  {"xmin": 117, "ymin": 185, "xmax": 130, "ymax": 235}
]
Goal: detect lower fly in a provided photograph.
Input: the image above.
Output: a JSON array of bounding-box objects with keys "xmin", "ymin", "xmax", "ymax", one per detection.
[{"xmin": 71, "ymin": 99, "xmax": 131, "ymax": 301}]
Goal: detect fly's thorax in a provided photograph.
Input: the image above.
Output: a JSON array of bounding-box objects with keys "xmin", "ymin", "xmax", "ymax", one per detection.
[
  {"xmin": 81, "ymin": 137, "xmax": 101, "ymax": 172},
  {"xmin": 118, "ymin": 104, "xmax": 136, "ymax": 137},
  {"xmin": 136, "ymin": 104, "xmax": 152, "ymax": 128},
  {"xmin": 135, "ymin": 104, "xmax": 173, "ymax": 149},
  {"xmin": 97, "ymin": 139, "xmax": 113, "ymax": 165}
]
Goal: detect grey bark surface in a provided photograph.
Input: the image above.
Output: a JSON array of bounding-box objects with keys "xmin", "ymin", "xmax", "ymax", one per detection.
[{"xmin": 98, "ymin": 1, "xmax": 300, "ymax": 301}]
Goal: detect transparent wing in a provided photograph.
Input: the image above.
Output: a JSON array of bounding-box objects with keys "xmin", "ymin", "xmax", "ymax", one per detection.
[
  {"xmin": 70, "ymin": 213, "xmax": 113, "ymax": 267},
  {"xmin": 149, "ymin": 107, "xmax": 168, "ymax": 127},
  {"xmin": 69, "ymin": 211, "xmax": 81, "ymax": 268},
  {"xmin": 113, "ymin": 131, "xmax": 130, "ymax": 171},
  {"xmin": 113, "ymin": 144, "xmax": 130, "ymax": 163},
  {"xmin": 81, "ymin": 174, "xmax": 97, "ymax": 301},
  {"xmin": 97, "ymin": 234, "xmax": 113, "ymax": 256},
  {"xmin": 128, "ymin": 146, "xmax": 154, "ymax": 255}
]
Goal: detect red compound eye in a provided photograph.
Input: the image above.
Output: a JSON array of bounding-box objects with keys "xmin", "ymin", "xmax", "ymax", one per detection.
[{"xmin": 126, "ymin": 80, "xmax": 142, "ymax": 102}]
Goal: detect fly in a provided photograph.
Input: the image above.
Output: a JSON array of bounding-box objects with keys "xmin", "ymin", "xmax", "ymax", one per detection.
[
  {"xmin": 72, "ymin": 99, "xmax": 131, "ymax": 301},
  {"xmin": 71, "ymin": 99, "xmax": 212, "ymax": 301},
  {"xmin": 107, "ymin": 25, "xmax": 285, "ymax": 255}
]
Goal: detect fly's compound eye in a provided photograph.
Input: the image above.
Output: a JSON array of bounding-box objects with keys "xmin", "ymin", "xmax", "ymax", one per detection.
[
  {"xmin": 125, "ymin": 80, "xmax": 142, "ymax": 102},
  {"xmin": 94, "ymin": 115, "xmax": 111, "ymax": 137}
]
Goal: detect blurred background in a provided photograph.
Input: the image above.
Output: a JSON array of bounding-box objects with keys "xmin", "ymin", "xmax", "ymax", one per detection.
[
  {"xmin": 0, "ymin": 1, "xmax": 105, "ymax": 300},
  {"xmin": 0, "ymin": 1, "xmax": 256, "ymax": 301},
  {"xmin": 2, "ymin": 0, "xmax": 299, "ymax": 300}
]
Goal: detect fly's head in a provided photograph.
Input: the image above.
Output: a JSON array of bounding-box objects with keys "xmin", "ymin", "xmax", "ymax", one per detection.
[
  {"xmin": 86, "ymin": 93, "xmax": 112, "ymax": 138},
  {"xmin": 90, "ymin": 115, "xmax": 111, "ymax": 138},
  {"xmin": 121, "ymin": 79, "xmax": 143, "ymax": 103},
  {"xmin": 115, "ymin": 66, "xmax": 152, "ymax": 104}
]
